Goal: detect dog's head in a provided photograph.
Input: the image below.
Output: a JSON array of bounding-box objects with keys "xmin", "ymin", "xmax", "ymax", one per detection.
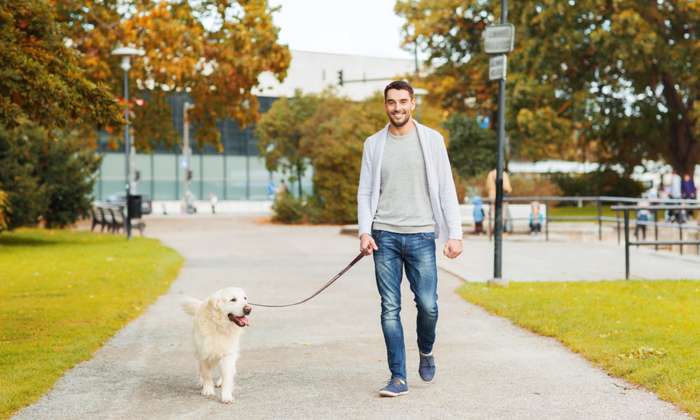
[{"xmin": 208, "ymin": 287, "xmax": 252, "ymax": 327}]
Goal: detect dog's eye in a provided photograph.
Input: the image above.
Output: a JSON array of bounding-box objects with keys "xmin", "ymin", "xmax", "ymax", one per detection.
[{"xmin": 230, "ymin": 298, "xmax": 237, "ymax": 302}]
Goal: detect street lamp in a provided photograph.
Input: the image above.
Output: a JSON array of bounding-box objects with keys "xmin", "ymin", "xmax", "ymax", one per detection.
[
  {"xmin": 182, "ymin": 102, "xmax": 195, "ymax": 214},
  {"xmin": 111, "ymin": 46, "xmax": 144, "ymax": 239}
]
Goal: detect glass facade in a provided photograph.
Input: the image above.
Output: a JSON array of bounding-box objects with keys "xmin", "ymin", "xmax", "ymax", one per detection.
[
  {"xmin": 94, "ymin": 152, "xmax": 313, "ymax": 201},
  {"xmin": 94, "ymin": 95, "xmax": 314, "ymax": 201}
]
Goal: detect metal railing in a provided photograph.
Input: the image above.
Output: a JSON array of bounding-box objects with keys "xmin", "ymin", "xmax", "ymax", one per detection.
[
  {"xmin": 612, "ymin": 204, "xmax": 700, "ymax": 279},
  {"xmin": 481, "ymin": 196, "xmax": 700, "ymax": 243}
]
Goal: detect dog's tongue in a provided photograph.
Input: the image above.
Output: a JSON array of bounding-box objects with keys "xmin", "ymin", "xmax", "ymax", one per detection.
[{"xmin": 228, "ymin": 313, "xmax": 249, "ymax": 326}]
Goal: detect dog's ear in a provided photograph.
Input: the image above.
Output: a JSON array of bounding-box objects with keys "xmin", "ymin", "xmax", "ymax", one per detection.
[{"xmin": 206, "ymin": 292, "xmax": 223, "ymax": 312}]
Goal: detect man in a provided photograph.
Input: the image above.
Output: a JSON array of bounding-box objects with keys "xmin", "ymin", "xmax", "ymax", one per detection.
[{"xmin": 357, "ymin": 80, "xmax": 463, "ymax": 397}]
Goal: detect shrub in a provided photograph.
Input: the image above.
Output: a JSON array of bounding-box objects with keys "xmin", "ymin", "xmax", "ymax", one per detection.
[
  {"xmin": 0, "ymin": 124, "xmax": 99, "ymax": 229},
  {"xmin": 509, "ymin": 174, "xmax": 562, "ymax": 197},
  {"xmin": 444, "ymin": 113, "xmax": 496, "ymax": 179},
  {"xmin": 271, "ymin": 192, "xmax": 305, "ymax": 224},
  {"xmin": 551, "ymin": 169, "xmax": 645, "ymax": 198}
]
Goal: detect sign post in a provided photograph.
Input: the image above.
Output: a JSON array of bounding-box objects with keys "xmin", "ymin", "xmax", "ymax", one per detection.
[{"xmin": 484, "ymin": 1, "xmax": 514, "ymax": 286}]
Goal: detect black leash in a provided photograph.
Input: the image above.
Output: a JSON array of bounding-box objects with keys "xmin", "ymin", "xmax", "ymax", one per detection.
[{"xmin": 249, "ymin": 253, "xmax": 365, "ymax": 308}]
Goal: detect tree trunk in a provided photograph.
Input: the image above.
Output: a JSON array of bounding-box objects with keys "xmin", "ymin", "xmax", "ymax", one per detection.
[
  {"xmin": 296, "ymin": 161, "xmax": 303, "ymax": 198},
  {"xmin": 662, "ymin": 73, "xmax": 697, "ymax": 178}
]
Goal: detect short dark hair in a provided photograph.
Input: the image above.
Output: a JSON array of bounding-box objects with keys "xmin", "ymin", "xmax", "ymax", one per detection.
[{"xmin": 384, "ymin": 80, "xmax": 414, "ymax": 100}]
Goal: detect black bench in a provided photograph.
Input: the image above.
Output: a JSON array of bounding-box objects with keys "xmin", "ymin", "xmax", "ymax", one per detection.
[{"xmin": 91, "ymin": 204, "xmax": 145, "ymax": 236}]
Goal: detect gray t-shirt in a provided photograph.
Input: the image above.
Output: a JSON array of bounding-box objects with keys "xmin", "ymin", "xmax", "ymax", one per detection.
[{"xmin": 372, "ymin": 128, "xmax": 435, "ymax": 234}]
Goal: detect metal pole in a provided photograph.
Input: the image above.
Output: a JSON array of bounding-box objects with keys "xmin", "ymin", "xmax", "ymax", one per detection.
[
  {"xmin": 492, "ymin": 0, "xmax": 508, "ymax": 285},
  {"xmin": 545, "ymin": 203, "xmax": 549, "ymax": 242},
  {"xmin": 150, "ymin": 153, "xmax": 154, "ymax": 199},
  {"xmin": 182, "ymin": 102, "xmax": 193, "ymax": 212},
  {"xmin": 624, "ymin": 209, "xmax": 630, "ymax": 279},
  {"xmin": 679, "ymin": 222, "xmax": 684, "ymax": 255},
  {"xmin": 616, "ymin": 209, "xmax": 621, "ymax": 245},
  {"xmin": 199, "ymin": 153, "xmax": 204, "ymax": 199},
  {"xmin": 245, "ymin": 131, "xmax": 250, "ymax": 200},
  {"xmin": 123, "ymin": 68, "xmax": 132, "ymax": 239},
  {"xmin": 597, "ymin": 198, "xmax": 602, "ymax": 241},
  {"xmin": 654, "ymin": 209, "xmax": 659, "ymax": 251},
  {"xmin": 223, "ymin": 154, "xmax": 227, "ymax": 200}
]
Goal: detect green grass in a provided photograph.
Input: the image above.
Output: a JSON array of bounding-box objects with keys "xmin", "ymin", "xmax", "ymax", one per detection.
[
  {"xmin": 458, "ymin": 281, "xmax": 700, "ymax": 418},
  {"xmin": 548, "ymin": 205, "xmax": 617, "ymax": 220},
  {"xmin": 0, "ymin": 229, "xmax": 183, "ymax": 419}
]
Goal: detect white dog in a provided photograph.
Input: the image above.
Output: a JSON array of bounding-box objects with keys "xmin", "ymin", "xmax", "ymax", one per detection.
[{"xmin": 181, "ymin": 287, "xmax": 252, "ymax": 403}]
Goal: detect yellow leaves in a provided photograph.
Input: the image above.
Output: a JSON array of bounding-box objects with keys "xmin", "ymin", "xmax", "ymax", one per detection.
[{"xmin": 617, "ymin": 346, "xmax": 667, "ymax": 360}]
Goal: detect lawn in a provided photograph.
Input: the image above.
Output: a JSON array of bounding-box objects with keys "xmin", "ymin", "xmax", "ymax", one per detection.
[
  {"xmin": 547, "ymin": 204, "xmax": 618, "ymax": 220},
  {"xmin": 458, "ymin": 281, "xmax": 700, "ymax": 418},
  {"xmin": 0, "ymin": 229, "xmax": 183, "ymax": 419}
]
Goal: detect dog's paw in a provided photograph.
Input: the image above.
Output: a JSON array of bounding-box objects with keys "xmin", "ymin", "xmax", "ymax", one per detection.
[
  {"xmin": 201, "ymin": 384, "xmax": 216, "ymax": 397},
  {"xmin": 215, "ymin": 377, "xmax": 223, "ymax": 388},
  {"xmin": 220, "ymin": 394, "xmax": 234, "ymax": 404}
]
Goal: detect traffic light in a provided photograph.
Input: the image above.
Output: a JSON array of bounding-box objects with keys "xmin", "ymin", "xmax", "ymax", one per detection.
[
  {"xmin": 186, "ymin": 169, "xmax": 193, "ymax": 181},
  {"xmin": 337, "ymin": 69, "xmax": 343, "ymax": 87},
  {"xmin": 134, "ymin": 170, "xmax": 141, "ymax": 182}
]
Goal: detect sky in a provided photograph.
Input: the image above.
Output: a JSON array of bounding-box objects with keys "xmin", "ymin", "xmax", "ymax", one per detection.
[{"xmin": 267, "ymin": 0, "xmax": 415, "ymax": 59}]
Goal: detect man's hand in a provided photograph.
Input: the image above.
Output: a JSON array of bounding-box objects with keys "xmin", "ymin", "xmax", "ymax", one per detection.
[
  {"xmin": 360, "ymin": 233, "xmax": 378, "ymax": 256},
  {"xmin": 443, "ymin": 239, "xmax": 463, "ymax": 259}
]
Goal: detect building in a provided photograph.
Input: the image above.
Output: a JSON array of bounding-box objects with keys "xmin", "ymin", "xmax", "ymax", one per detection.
[{"xmin": 94, "ymin": 50, "xmax": 416, "ymax": 202}]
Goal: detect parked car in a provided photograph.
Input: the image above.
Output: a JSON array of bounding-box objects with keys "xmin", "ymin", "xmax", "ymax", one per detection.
[{"xmin": 105, "ymin": 193, "xmax": 153, "ymax": 215}]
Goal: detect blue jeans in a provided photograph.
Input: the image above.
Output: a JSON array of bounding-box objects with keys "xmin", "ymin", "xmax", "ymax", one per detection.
[{"xmin": 372, "ymin": 229, "xmax": 438, "ymax": 380}]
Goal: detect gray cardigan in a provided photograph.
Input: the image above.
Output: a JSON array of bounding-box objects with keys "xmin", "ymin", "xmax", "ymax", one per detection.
[{"xmin": 357, "ymin": 120, "xmax": 463, "ymax": 243}]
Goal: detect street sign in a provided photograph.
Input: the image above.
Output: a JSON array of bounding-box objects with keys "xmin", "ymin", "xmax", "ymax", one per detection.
[
  {"xmin": 489, "ymin": 55, "xmax": 507, "ymax": 80},
  {"xmin": 483, "ymin": 24, "xmax": 515, "ymax": 54}
]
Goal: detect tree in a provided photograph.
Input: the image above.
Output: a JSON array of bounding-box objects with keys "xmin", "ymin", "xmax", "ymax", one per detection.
[
  {"xmin": 300, "ymin": 94, "xmax": 387, "ymax": 223},
  {"xmin": 444, "ymin": 114, "xmax": 496, "ymax": 179},
  {"xmin": 0, "ymin": 125, "xmax": 48, "ymax": 229},
  {"xmin": 56, "ymin": 0, "xmax": 291, "ymax": 149},
  {"xmin": 0, "ymin": 0, "xmax": 121, "ymax": 130},
  {"xmin": 256, "ymin": 91, "xmax": 320, "ymax": 197},
  {"xmin": 31, "ymin": 131, "xmax": 102, "ymax": 228},
  {"xmin": 397, "ymin": 1, "xmax": 699, "ymax": 176},
  {"xmin": 0, "ymin": 124, "xmax": 100, "ymax": 230}
]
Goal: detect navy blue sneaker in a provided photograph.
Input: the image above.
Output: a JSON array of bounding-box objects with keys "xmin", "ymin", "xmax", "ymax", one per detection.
[
  {"xmin": 379, "ymin": 377, "xmax": 408, "ymax": 397},
  {"xmin": 419, "ymin": 353, "xmax": 436, "ymax": 382}
]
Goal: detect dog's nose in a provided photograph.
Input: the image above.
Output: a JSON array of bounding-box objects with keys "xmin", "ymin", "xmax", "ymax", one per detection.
[{"xmin": 243, "ymin": 305, "xmax": 252, "ymax": 315}]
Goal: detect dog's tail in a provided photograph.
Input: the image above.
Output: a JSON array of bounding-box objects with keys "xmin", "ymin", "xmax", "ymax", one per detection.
[{"xmin": 181, "ymin": 296, "xmax": 202, "ymax": 316}]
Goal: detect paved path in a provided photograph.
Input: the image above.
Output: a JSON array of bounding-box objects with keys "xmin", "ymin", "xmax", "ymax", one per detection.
[
  {"xmin": 438, "ymin": 235, "xmax": 700, "ymax": 282},
  {"xmin": 15, "ymin": 216, "xmax": 690, "ymax": 419}
]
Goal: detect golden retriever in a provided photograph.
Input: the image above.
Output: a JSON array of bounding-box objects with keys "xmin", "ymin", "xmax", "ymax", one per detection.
[{"xmin": 181, "ymin": 287, "xmax": 251, "ymax": 403}]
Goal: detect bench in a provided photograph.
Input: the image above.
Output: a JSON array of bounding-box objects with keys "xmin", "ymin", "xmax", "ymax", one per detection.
[{"xmin": 91, "ymin": 203, "xmax": 146, "ymax": 236}]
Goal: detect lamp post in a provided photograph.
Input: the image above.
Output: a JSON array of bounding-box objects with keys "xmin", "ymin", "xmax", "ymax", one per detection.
[
  {"xmin": 182, "ymin": 102, "xmax": 195, "ymax": 214},
  {"xmin": 111, "ymin": 46, "xmax": 144, "ymax": 239}
]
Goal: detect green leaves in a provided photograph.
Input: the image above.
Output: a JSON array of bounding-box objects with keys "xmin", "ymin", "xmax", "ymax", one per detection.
[
  {"xmin": 0, "ymin": 124, "xmax": 100, "ymax": 230},
  {"xmin": 398, "ymin": 0, "xmax": 699, "ymax": 175},
  {"xmin": 444, "ymin": 113, "xmax": 496, "ymax": 179},
  {"xmin": 257, "ymin": 92, "xmax": 388, "ymax": 224},
  {"xmin": 0, "ymin": 1, "xmax": 121, "ymax": 130}
]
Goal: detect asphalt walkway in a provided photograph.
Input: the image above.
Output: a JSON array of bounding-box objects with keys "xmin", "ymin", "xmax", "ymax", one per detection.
[{"xmin": 15, "ymin": 216, "xmax": 691, "ymax": 419}]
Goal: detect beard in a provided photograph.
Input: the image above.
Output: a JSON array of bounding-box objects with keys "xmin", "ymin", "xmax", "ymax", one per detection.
[{"xmin": 388, "ymin": 111, "xmax": 411, "ymax": 128}]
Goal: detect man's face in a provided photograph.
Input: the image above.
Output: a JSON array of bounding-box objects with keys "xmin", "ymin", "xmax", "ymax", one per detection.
[{"xmin": 384, "ymin": 89, "xmax": 415, "ymax": 128}]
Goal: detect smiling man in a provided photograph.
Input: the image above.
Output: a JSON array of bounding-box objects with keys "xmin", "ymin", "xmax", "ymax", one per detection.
[{"xmin": 357, "ymin": 80, "xmax": 463, "ymax": 397}]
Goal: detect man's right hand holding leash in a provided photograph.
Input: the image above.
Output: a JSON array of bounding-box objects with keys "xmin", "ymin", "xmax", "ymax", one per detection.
[{"xmin": 360, "ymin": 233, "xmax": 378, "ymax": 256}]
